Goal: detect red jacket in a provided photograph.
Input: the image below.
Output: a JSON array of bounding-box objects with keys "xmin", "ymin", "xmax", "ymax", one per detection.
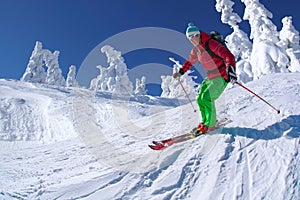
[{"xmin": 182, "ymin": 31, "xmax": 236, "ymax": 80}]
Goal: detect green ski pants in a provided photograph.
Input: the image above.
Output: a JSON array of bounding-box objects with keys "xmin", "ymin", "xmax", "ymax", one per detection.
[{"xmin": 197, "ymin": 77, "xmax": 228, "ymax": 127}]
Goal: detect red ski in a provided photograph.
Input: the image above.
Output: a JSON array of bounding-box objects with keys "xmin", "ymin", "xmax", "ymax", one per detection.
[{"xmin": 149, "ymin": 118, "xmax": 232, "ymax": 151}]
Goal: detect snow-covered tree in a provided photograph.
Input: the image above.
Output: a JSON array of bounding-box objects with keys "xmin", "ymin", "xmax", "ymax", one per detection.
[
  {"xmin": 134, "ymin": 76, "xmax": 147, "ymax": 96},
  {"xmin": 161, "ymin": 72, "xmax": 198, "ymax": 99},
  {"xmin": 279, "ymin": 17, "xmax": 300, "ymax": 50},
  {"xmin": 215, "ymin": 0, "xmax": 253, "ymax": 83},
  {"xmin": 21, "ymin": 41, "xmax": 46, "ymax": 83},
  {"xmin": 225, "ymin": 28, "xmax": 253, "ymax": 83},
  {"xmin": 215, "ymin": 0, "xmax": 242, "ymax": 27},
  {"xmin": 241, "ymin": 0, "xmax": 289, "ymax": 79},
  {"xmin": 66, "ymin": 65, "xmax": 78, "ymax": 87},
  {"xmin": 90, "ymin": 65, "xmax": 107, "ymax": 91},
  {"xmin": 90, "ymin": 45, "xmax": 133, "ymax": 95},
  {"xmin": 161, "ymin": 58, "xmax": 198, "ymax": 99},
  {"xmin": 44, "ymin": 50, "xmax": 65, "ymax": 86},
  {"xmin": 21, "ymin": 41, "xmax": 66, "ymax": 86},
  {"xmin": 278, "ymin": 16, "xmax": 300, "ymax": 72}
]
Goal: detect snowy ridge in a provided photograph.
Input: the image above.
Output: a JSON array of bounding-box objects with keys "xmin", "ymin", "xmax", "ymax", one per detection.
[
  {"xmin": 0, "ymin": 80, "xmax": 77, "ymax": 143},
  {"xmin": 0, "ymin": 73, "xmax": 300, "ymax": 199}
]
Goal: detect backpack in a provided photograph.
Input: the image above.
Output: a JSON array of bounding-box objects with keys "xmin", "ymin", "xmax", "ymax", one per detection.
[
  {"xmin": 205, "ymin": 31, "xmax": 228, "ymax": 59},
  {"xmin": 209, "ymin": 31, "xmax": 227, "ymax": 46}
]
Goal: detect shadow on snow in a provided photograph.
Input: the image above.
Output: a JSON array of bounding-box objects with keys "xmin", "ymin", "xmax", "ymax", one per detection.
[{"xmin": 221, "ymin": 115, "xmax": 300, "ymax": 140}]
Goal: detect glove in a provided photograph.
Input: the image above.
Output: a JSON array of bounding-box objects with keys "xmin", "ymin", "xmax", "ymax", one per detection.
[
  {"xmin": 173, "ymin": 68, "xmax": 185, "ymax": 79},
  {"xmin": 173, "ymin": 72, "xmax": 182, "ymax": 79},
  {"xmin": 226, "ymin": 65, "xmax": 237, "ymax": 83}
]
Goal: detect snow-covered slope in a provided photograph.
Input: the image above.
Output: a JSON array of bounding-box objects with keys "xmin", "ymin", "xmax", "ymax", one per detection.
[
  {"xmin": 1, "ymin": 73, "xmax": 299, "ymax": 199},
  {"xmin": 0, "ymin": 80, "xmax": 77, "ymax": 143}
]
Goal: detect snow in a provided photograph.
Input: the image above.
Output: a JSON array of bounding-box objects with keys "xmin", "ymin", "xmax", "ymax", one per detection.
[
  {"xmin": 134, "ymin": 76, "xmax": 147, "ymax": 96},
  {"xmin": 161, "ymin": 57, "xmax": 199, "ymax": 99},
  {"xmin": 89, "ymin": 45, "xmax": 134, "ymax": 95},
  {"xmin": 2, "ymin": 1, "xmax": 300, "ymax": 199},
  {"xmin": 66, "ymin": 65, "xmax": 78, "ymax": 87},
  {"xmin": 1, "ymin": 72, "xmax": 300, "ymax": 199},
  {"xmin": 0, "ymin": 80, "xmax": 77, "ymax": 143},
  {"xmin": 21, "ymin": 41, "xmax": 66, "ymax": 86},
  {"xmin": 216, "ymin": 0, "xmax": 300, "ymax": 83}
]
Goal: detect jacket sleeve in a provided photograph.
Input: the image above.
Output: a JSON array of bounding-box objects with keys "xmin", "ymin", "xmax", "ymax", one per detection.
[
  {"xmin": 208, "ymin": 39, "xmax": 236, "ymax": 68},
  {"xmin": 181, "ymin": 47, "xmax": 198, "ymax": 73}
]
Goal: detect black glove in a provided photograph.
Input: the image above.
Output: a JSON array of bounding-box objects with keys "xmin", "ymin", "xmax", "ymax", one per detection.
[
  {"xmin": 173, "ymin": 68, "xmax": 185, "ymax": 79},
  {"xmin": 226, "ymin": 65, "xmax": 237, "ymax": 83}
]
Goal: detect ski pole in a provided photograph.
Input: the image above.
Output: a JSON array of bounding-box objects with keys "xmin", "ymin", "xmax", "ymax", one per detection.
[
  {"xmin": 177, "ymin": 77, "xmax": 197, "ymax": 112},
  {"xmin": 169, "ymin": 57, "xmax": 197, "ymax": 113},
  {"xmin": 235, "ymin": 81, "xmax": 280, "ymax": 114}
]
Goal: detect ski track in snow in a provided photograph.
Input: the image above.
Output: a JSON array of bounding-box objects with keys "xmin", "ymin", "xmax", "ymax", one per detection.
[{"xmin": 0, "ymin": 73, "xmax": 300, "ymax": 199}]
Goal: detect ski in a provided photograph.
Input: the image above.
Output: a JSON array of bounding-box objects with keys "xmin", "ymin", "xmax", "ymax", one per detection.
[{"xmin": 148, "ymin": 118, "xmax": 232, "ymax": 151}]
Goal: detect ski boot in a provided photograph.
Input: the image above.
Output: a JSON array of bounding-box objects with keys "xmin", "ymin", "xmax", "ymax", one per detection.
[{"xmin": 192, "ymin": 123, "xmax": 217, "ymax": 137}]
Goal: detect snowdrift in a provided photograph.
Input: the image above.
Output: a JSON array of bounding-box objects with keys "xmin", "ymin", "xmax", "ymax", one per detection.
[
  {"xmin": 0, "ymin": 73, "xmax": 299, "ymax": 199},
  {"xmin": 0, "ymin": 80, "xmax": 77, "ymax": 143}
]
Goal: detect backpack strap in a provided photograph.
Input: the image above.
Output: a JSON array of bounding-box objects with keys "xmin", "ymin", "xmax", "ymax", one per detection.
[
  {"xmin": 193, "ymin": 33, "xmax": 225, "ymax": 61},
  {"xmin": 205, "ymin": 38, "xmax": 226, "ymax": 70},
  {"xmin": 204, "ymin": 38, "xmax": 223, "ymax": 59}
]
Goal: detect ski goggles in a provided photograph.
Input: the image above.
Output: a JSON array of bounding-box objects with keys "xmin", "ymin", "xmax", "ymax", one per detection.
[{"xmin": 189, "ymin": 33, "xmax": 200, "ymax": 39}]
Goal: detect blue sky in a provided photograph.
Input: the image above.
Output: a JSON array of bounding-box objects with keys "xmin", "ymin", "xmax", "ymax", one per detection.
[{"xmin": 0, "ymin": 0, "xmax": 299, "ymax": 95}]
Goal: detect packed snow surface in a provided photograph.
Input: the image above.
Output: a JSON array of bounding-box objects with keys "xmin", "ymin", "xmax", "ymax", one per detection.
[{"xmin": 0, "ymin": 73, "xmax": 299, "ymax": 199}]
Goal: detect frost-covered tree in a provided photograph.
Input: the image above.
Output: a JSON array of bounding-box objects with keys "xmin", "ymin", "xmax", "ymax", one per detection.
[
  {"xmin": 225, "ymin": 28, "xmax": 253, "ymax": 83},
  {"xmin": 134, "ymin": 76, "xmax": 147, "ymax": 96},
  {"xmin": 161, "ymin": 71, "xmax": 198, "ymax": 99},
  {"xmin": 90, "ymin": 45, "xmax": 133, "ymax": 95},
  {"xmin": 278, "ymin": 16, "xmax": 300, "ymax": 72},
  {"xmin": 215, "ymin": 0, "xmax": 253, "ymax": 83},
  {"xmin": 90, "ymin": 65, "xmax": 107, "ymax": 91},
  {"xmin": 241, "ymin": 0, "xmax": 289, "ymax": 79},
  {"xmin": 44, "ymin": 50, "xmax": 65, "ymax": 86},
  {"xmin": 66, "ymin": 65, "xmax": 78, "ymax": 87},
  {"xmin": 279, "ymin": 17, "xmax": 300, "ymax": 50},
  {"xmin": 21, "ymin": 41, "xmax": 46, "ymax": 83},
  {"xmin": 21, "ymin": 41, "xmax": 66, "ymax": 86},
  {"xmin": 161, "ymin": 58, "xmax": 198, "ymax": 99},
  {"xmin": 215, "ymin": 0, "xmax": 242, "ymax": 27}
]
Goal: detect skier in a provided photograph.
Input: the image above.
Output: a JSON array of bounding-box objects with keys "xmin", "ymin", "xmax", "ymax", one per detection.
[{"xmin": 173, "ymin": 22, "xmax": 237, "ymax": 134}]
